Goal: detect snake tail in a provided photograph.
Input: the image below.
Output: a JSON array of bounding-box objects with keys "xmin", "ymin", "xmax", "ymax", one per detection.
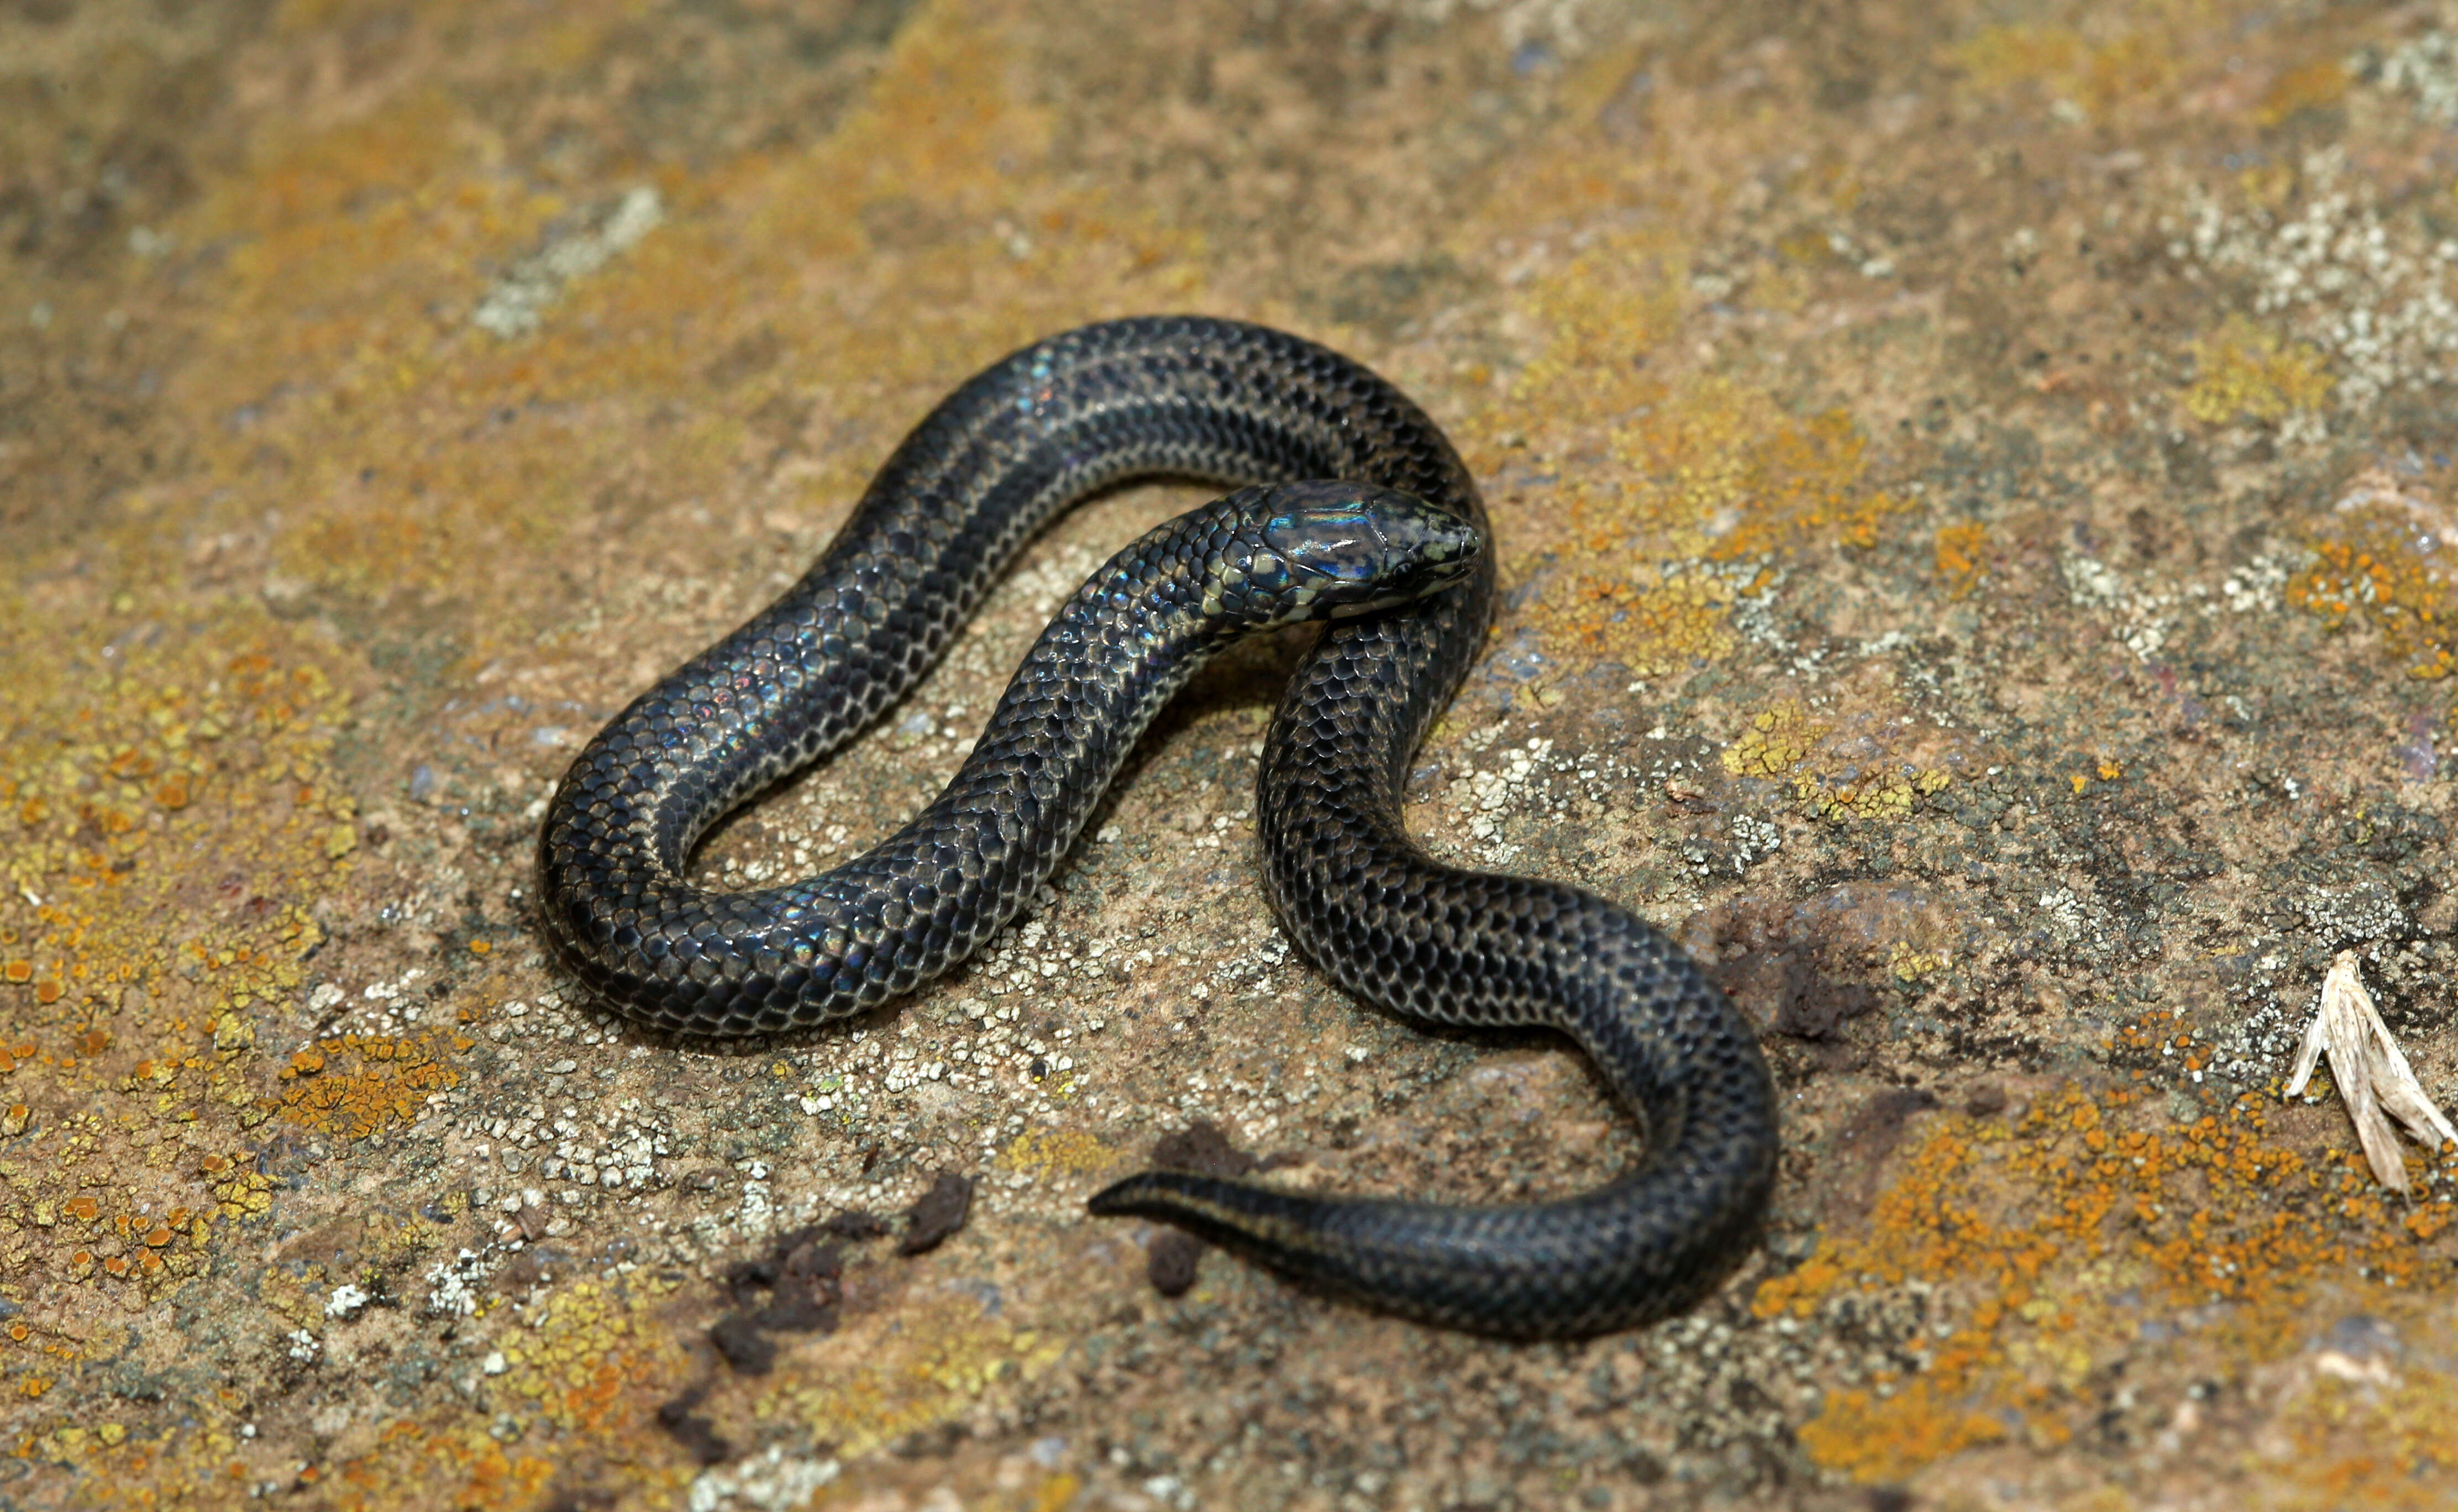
[{"xmin": 1089, "ymin": 879, "xmax": 1776, "ymax": 1338}]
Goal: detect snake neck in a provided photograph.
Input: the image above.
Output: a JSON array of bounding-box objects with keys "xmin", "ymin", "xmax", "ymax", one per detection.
[{"xmin": 924, "ymin": 532, "xmax": 1243, "ymax": 839}]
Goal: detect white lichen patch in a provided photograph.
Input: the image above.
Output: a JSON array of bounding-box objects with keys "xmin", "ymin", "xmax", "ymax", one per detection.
[
  {"xmin": 2036, "ymin": 886, "xmax": 2089, "ymax": 944},
  {"xmin": 2363, "ymin": 24, "xmax": 2458, "ymax": 125},
  {"xmin": 2060, "ymin": 552, "xmax": 2177, "ymax": 661},
  {"xmin": 535, "ymin": 1098, "xmax": 671, "ymax": 1189},
  {"xmin": 2292, "ymin": 881, "xmax": 2407, "ymax": 946},
  {"xmin": 1451, "ymin": 736, "xmax": 1558, "ymax": 862},
  {"xmin": 423, "ymin": 1247, "xmax": 503, "ymax": 1319},
  {"xmin": 1727, "ymin": 813, "xmax": 1783, "ymax": 874},
  {"xmin": 298, "ymin": 964, "xmax": 454, "ymax": 1038},
  {"xmin": 2218, "ymin": 552, "xmax": 2292, "ymax": 615},
  {"xmin": 471, "ymin": 187, "xmax": 665, "ymax": 339},
  {"xmin": 1361, "ymin": 0, "xmax": 1621, "ymax": 56},
  {"xmin": 2168, "ymin": 149, "xmax": 2458, "ymax": 418},
  {"xmin": 2061, "ymin": 545, "xmax": 2310, "ymax": 665},
  {"xmin": 432, "ymin": 988, "xmax": 681, "ymax": 1250},
  {"xmin": 686, "ymin": 1445, "xmax": 841, "ymax": 1511}
]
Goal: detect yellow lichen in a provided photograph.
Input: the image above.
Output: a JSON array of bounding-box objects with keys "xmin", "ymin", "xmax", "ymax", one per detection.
[
  {"xmin": 1590, "ymin": 379, "xmax": 1905, "ymax": 562},
  {"xmin": 0, "ymin": 0, "xmax": 1227, "ymax": 1502},
  {"xmin": 1510, "ymin": 228, "xmax": 1689, "ymax": 432},
  {"xmin": 1722, "ymin": 701, "xmax": 1830, "ymax": 778},
  {"xmin": 1529, "ymin": 564, "xmax": 1756, "ymax": 680},
  {"xmin": 0, "ymin": 597, "xmax": 358, "ymax": 1308},
  {"xmin": 2255, "ymin": 56, "xmax": 2352, "ymax": 128},
  {"xmin": 1720, "ymin": 701, "xmax": 1953, "ymax": 821},
  {"xmin": 497, "ymin": 1280, "xmax": 656, "ymax": 1435},
  {"xmin": 2182, "ymin": 316, "xmax": 2335, "ymax": 426},
  {"xmin": 1513, "ymin": 377, "xmax": 1903, "ymax": 676},
  {"xmin": 1000, "ymin": 1126, "xmax": 1114, "ymax": 1180},
  {"xmin": 1945, "ymin": 23, "xmax": 2185, "ymax": 120},
  {"xmin": 1887, "ymin": 943, "xmax": 1949, "ymax": 982},
  {"xmin": 773, "ymin": 1293, "xmax": 1068, "ymax": 1462},
  {"xmin": 1793, "ymin": 765, "xmax": 1952, "ymax": 822}
]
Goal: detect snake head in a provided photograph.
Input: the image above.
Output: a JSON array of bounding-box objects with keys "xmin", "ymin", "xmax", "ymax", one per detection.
[{"xmin": 1244, "ymin": 480, "xmax": 1484, "ymax": 624}]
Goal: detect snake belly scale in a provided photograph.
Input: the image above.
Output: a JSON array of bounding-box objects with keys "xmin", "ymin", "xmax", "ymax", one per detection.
[{"xmin": 539, "ymin": 316, "xmax": 1777, "ymax": 1337}]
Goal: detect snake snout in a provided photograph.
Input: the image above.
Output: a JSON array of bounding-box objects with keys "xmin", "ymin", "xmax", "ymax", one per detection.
[{"xmin": 1374, "ymin": 500, "xmax": 1484, "ymax": 581}]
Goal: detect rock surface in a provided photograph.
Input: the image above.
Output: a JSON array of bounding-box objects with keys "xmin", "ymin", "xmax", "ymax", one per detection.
[{"xmin": 4, "ymin": 1, "xmax": 2457, "ymax": 1508}]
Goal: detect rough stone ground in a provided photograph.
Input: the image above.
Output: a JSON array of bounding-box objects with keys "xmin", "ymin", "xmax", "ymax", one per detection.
[{"xmin": 4, "ymin": 1, "xmax": 2458, "ymax": 1508}]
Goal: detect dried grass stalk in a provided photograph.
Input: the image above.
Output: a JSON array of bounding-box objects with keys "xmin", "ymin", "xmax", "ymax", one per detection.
[{"xmin": 2287, "ymin": 950, "xmax": 2458, "ymax": 1193}]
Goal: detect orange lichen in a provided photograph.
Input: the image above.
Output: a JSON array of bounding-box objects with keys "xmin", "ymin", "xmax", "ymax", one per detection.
[
  {"xmin": 272, "ymin": 1031, "xmax": 471, "ymax": 1141},
  {"xmin": 1797, "ymin": 1377, "xmax": 2008, "ymax": 1480},
  {"xmin": 1934, "ymin": 522, "xmax": 1989, "ymax": 600},
  {"xmin": 495, "ymin": 1280, "xmax": 661, "ymax": 1436},
  {"xmin": 2286, "ymin": 507, "xmax": 2458, "ymax": 680},
  {"xmin": 1757, "ymin": 1085, "xmax": 2458, "ymax": 1486},
  {"xmin": 2268, "ymin": 1369, "xmax": 2458, "ymax": 1511}
]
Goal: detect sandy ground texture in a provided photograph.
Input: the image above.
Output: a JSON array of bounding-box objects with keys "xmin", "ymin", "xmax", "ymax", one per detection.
[{"xmin": 6, "ymin": 0, "xmax": 2458, "ymax": 1508}]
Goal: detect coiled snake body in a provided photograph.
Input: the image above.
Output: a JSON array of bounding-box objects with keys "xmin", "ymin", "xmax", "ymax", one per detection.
[{"xmin": 540, "ymin": 317, "xmax": 1776, "ymax": 1336}]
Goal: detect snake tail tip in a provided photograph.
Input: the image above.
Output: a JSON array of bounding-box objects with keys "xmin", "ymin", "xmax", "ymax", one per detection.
[{"xmin": 1083, "ymin": 1172, "xmax": 1172, "ymax": 1217}]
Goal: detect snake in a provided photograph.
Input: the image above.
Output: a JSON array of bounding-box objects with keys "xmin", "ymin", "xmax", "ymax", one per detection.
[{"xmin": 539, "ymin": 316, "xmax": 1777, "ymax": 1337}]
